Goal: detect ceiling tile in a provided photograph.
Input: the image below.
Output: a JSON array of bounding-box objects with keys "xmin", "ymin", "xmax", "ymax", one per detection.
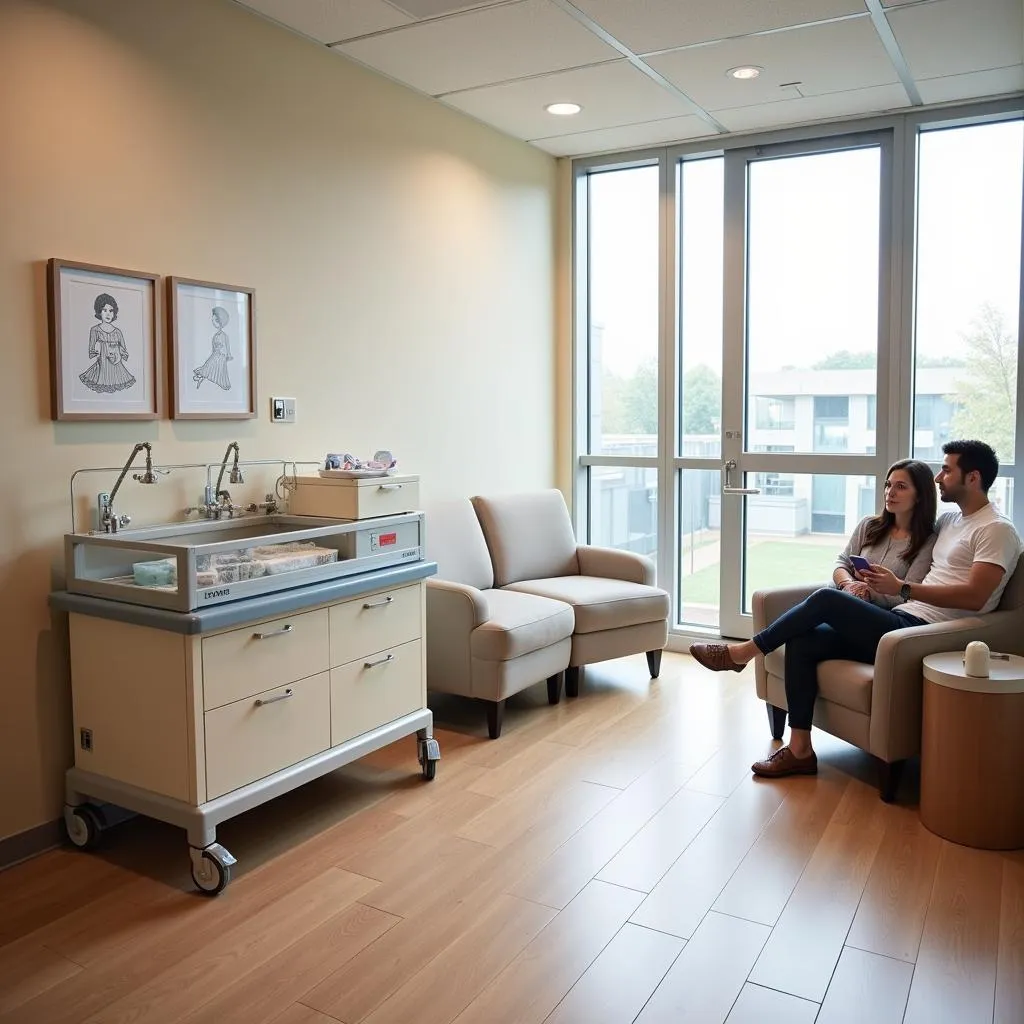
[
  {"xmin": 715, "ymin": 82, "xmax": 910, "ymax": 132},
  {"xmin": 531, "ymin": 115, "xmax": 715, "ymax": 156},
  {"xmin": 648, "ymin": 18, "xmax": 898, "ymax": 112},
  {"xmin": 442, "ymin": 61, "xmax": 698, "ymax": 140},
  {"xmin": 387, "ymin": 0, "xmax": 507, "ymax": 16},
  {"xmin": 334, "ymin": 0, "xmax": 620, "ymax": 95},
  {"xmin": 887, "ymin": 0, "xmax": 1023, "ymax": 80},
  {"xmin": 916, "ymin": 64, "xmax": 1024, "ymax": 104},
  {"xmin": 568, "ymin": 0, "xmax": 867, "ymax": 55},
  {"xmin": 235, "ymin": 0, "xmax": 413, "ymax": 43}
]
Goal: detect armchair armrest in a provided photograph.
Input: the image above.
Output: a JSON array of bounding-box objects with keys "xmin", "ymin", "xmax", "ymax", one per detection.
[
  {"xmin": 576, "ymin": 544, "xmax": 655, "ymax": 586},
  {"xmin": 870, "ymin": 612, "xmax": 1016, "ymax": 761}
]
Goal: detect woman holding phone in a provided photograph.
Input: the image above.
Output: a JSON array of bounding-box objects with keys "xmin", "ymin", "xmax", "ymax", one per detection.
[
  {"xmin": 689, "ymin": 458, "xmax": 937, "ymax": 777},
  {"xmin": 831, "ymin": 458, "xmax": 937, "ymax": 607}
]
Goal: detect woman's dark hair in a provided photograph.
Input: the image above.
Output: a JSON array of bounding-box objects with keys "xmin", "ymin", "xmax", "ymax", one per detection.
[
  {"xmin": 863, "ymin": 458, "xmax": 936, "ymax": 561},
  {"xmin": 93, "ymin": 293, "xmax": 119, "ymax": 321}
]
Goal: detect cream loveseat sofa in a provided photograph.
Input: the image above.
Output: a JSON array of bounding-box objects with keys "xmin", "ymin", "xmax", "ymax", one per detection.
[
  {"xmin": 425, "ymin": 491, "xmax": 670, "ymax": 737},
  {"xmin": 424, "ymin": 498, "xmax": 574, "ymax": 738},
  {"xmin": 752, "ymin": 553, "xmax": 1024, "ymax": 800}
]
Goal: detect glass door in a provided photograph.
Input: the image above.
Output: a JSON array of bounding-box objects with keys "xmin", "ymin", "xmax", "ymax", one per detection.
[{"xmin": 717, "ymin": 135, "xmax": 890, "ymax": 637}]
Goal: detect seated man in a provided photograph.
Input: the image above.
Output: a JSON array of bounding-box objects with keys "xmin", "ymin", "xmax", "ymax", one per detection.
[{"xmin": 690, "ymin": 439, "xmax": 1022, "ymax": 778}]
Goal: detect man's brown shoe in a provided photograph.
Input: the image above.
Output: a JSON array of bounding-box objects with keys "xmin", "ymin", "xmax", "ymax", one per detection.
[
  {"xmin": 751, "ymin": 746, "xmax": 818, "ymax": 778},
  {"xmin": 689, "ymin": 642, "xmax": 744, "ymax": 673}
]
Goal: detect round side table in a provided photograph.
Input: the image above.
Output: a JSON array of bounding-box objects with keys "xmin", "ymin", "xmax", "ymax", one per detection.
[{"xmin": 920, "ymin": 651, "xmax": 1024, "ymax": 850}]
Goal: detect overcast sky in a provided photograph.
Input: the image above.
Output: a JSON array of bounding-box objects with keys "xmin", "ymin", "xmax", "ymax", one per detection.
[{"xmin": 589, "ymin": 118, "xmax": 1023, "ymax": 380}]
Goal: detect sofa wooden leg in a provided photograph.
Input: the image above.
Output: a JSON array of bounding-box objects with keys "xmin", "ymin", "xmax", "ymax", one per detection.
[
  {"xmin": 565, "ymin": 666, "xmax": 581, "ymax": 698},
  {"xmin": 767, "ymin": 703, "xmax": 787, "ymax": 741},
  {"xmin": 646, "ymin": 649, "xmax": 663, "ymax": 678},
  {"xmin": 878, "ymin": 758, "xmax": 906, "ymax": 803},
  {"xmin": 547, "ymin": 672, "xmax": 563, "ymax": 705},
  {"xmin": 486, "ymin": 699, "xmax": 505, "ymax": 739}
]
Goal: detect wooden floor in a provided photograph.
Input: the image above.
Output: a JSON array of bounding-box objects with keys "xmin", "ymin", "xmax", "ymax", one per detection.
[{"xmin": 2, "ymin": 653, "xmax": 1022, "ymax": 1024}]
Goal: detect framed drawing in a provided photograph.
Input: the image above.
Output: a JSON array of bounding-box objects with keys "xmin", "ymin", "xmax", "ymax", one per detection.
[
  {"xmin": 168, "ymin": 277, "xmax": 256, "ymax": 420},
  {"xmin": 47, "ymin": 259, "xmax": 161, "ymax": 421}
]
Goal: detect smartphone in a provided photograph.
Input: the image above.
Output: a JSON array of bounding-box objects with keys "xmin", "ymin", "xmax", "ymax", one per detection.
[{"xmin": 849, "ymin": 555, "xmax": 872, "ymax": 573}]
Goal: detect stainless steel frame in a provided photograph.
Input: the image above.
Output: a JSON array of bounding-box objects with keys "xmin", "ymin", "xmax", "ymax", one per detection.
[{"xmin": 65, "ymin": 708, "xmax": 436, "ymax": 850}]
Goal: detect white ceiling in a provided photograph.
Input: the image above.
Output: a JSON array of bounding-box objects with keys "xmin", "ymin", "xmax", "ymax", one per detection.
[{"xmin": 234, "ymin": 0, "xmax": 1024, "ymax": 157}]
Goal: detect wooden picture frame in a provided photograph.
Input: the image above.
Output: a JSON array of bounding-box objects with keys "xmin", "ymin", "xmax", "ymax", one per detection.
[
  {"xmin": 168, "ymin": 277, "xmax": 256, "ymax": 420},
  {"xmin": 47, "ymin": 258, "xmax": 162, "ymax": 421}
]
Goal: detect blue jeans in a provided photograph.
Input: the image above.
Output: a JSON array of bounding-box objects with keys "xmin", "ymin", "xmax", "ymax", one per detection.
[{"xmin": 753, "ymin": 588, "xmax": 925, "ymax": 731}]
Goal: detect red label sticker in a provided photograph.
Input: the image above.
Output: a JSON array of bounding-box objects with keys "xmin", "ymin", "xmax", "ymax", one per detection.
[{"xmin": 379, "ymin": 532, "xmax": 397, "ymax": 546}]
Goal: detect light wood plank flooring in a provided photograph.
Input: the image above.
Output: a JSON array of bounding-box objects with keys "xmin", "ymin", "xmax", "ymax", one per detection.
[{"xmin": 2, "ymin": 653, "xmax": 1022, "ymax": 1024}]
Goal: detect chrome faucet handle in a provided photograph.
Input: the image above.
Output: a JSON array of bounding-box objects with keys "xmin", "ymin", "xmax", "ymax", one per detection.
[{"xmin": 117, "ymin": 514, "xmax": 131, "ymax": 529}]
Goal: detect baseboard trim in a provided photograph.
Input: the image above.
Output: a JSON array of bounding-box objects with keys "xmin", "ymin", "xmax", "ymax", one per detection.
[{"xmin": 0, "ymin": 819, "xmax": 64, "ymax": 872}]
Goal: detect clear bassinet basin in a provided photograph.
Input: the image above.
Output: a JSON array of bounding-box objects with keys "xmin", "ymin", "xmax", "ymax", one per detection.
[{"xmin": 64, "ymin": 513, "xmax": 424, "ymax": 612}]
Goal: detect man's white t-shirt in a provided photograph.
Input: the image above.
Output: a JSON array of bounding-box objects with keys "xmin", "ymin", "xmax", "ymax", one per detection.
[{"xmin": 900, "ymin": 503, "xmax": 1022, "ymax": 624}]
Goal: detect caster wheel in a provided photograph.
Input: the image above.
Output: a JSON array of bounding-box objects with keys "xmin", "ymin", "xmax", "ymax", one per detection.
[
  {"xmin": 418, "ymin": 736, "xmax": 440, "ymax": 781},
  {"xmin": 65, "ymin": 805, "xmax": 103, "ymax": 850},
  {"xmin": 191, "ymin": 849, "xmax": 231, "ymax": 896}
]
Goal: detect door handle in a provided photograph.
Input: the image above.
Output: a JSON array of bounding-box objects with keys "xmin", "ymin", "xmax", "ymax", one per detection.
[{"xmin": 723, "ymin": 460, "xmax": 761, "ymax": 495}]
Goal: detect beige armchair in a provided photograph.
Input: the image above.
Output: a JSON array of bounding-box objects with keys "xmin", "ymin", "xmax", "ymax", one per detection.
[
  {"xmin": 752, "ymin": 553, "xmax": 1024, "ymax": 800},
  {"xmin": 424, "ymin": 499, "xmax": 574, "ymax": 738},
  {"xmin": 470, "ymin": 490, "xmax": 670, "ymax": 695}
]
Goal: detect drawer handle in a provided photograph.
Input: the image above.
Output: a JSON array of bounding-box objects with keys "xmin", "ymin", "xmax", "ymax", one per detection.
[
  {"xmin": 253, "ymin": 624, "xmax": 293, "ymax": 640},
  {"xmin": 378, "ymin": 483, "xmax": 403, "ymax": 491},
  {"xmin": 254, "ymin": 688, "xmax": 293, "ymax": 707},
  {"xmin": 364, "ymin": 654, "xmax": 395, "ymax": 669},
  {"xmin": 363, "ymin": 596, "xmax": 393, "ymax": 609}
]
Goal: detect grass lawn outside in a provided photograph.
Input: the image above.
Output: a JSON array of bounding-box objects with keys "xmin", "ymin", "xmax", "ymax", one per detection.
[{"xmin": 682, "ymin": 539, "xmax": 840, "ymax": 605}]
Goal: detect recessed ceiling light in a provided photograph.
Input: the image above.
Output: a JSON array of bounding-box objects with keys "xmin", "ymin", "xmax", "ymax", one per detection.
[
  {"xmin": 727, "ymin": 66, "xmax": 762, "ymax": 80},
  {"xmin": 545, "ymin": 102, "xmax": 582, "ymax": 116}
]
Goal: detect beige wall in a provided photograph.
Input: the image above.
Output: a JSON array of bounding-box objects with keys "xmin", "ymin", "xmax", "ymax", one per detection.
[{"xmin": 0, "ymin": 0, "xmax": 557, "ymax": 841}]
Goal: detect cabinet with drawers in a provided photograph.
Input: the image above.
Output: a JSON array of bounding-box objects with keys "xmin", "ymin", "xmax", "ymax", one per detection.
[{"xmin": 51, "ymin": 562, "xmax": 438, "ymax": 894}]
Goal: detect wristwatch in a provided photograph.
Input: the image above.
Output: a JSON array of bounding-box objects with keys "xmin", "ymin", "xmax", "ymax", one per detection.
[{"xmin": 899, "ymin": 582, "xmax": 912, "ymax": 601}]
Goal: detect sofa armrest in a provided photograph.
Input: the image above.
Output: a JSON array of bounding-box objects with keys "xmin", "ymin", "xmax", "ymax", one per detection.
[
  {"xmin": 870, "ymin": 612, "xmax": 1019, "ymax": 761},
  {"xmin": 752, "ymin": 584, "xmax": 826, "ymax": 632},
  {"xmin": 426, "ymin": 578, "xmax": 488, "ymax": 629},
  {"xmin": 425, "ymin": 579, "xmax": 488, "ymax": 698},
  {"xmin": 576, "ymin": 545, "xmax": 655, "ymax": 586},
  {"xmin": 751, "ymin": 583, "xmax": 827, "ymax": 699}
]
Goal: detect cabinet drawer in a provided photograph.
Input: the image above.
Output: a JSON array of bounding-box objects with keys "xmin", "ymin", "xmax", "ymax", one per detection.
[
  {"xmin": 331, "ymin": 639, "xmax": 423, "ymax": 746},
  {"xmin": 290, "ymin": 475, "xmax": 419, "ymax": 521},
  {"xmin": 202, "ymin": 608, "xmax": 329, "ymax": 710},
  {"xmin": 204, "ymin": 672, "xmax": 330, "ymax": 800},
  {"xmin": 329, "ymin": 583, "xmax": 421, "ymax": 667}
]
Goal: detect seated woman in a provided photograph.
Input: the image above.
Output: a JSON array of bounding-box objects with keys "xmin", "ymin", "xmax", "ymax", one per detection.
[{"xmin": 690, "ymin": 458, "xmax": 937, "ymax": 778}]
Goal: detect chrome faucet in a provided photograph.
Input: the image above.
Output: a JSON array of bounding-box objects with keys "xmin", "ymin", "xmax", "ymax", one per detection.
[
  {"xmin": 101, "ymin": 442, "xmax": 158, "ymax": 533},
  {"xmin": 185, "ymin": 442, "xmax": 246, "ymax": 519}
]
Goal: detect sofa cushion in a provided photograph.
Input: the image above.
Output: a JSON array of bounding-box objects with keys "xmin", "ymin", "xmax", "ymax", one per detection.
[
  {"xmin": 504, "ymin": 576, "xmax": 669, "ymax": 635},
  {"xmin": 471, "ymin": 491, "xmax": 579, "ymax": 587},
  {"xmin": 424, "ymin": 498, "xmax": 493, "ymax": 591},
  {"xmin": 998, "ymin": 553, "xmax": 1024, "ymax": 610},
  {"xmin": 764, "ymin": 648, "xmax": 873, "ymax": 716},
  {"xmin": 471, "ymin": 589, "xmax": 574, "ymax": 662}
]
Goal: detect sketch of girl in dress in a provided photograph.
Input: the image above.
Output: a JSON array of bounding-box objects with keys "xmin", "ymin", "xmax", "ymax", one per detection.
[
  {"xmin": 193, "ymin": 306, "xmax": 232, "ymax": 391},
  {"xmin": 79, "ymin": 293, "xmax": 136, "ymax": 394}
]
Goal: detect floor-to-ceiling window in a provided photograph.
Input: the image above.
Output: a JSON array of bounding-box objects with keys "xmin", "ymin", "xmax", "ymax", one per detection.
[
  {"xmin": 573, "ymin": 101, "xmax": 1024, "ymax": 642},
  {"xmin": 911, "ymin": 118, "xmax": 1023, "ymax": 520},
  {"xmin": 581, "ymin": 164, "xmax": 660, "ymax": 560}
]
